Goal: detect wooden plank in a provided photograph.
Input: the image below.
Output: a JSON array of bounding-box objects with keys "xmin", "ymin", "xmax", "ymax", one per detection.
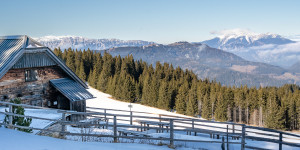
[
  {"xmin": 60, "ymin": 112, "xmax": 66, "ymax": 136},
  {"xmin": 9, "ymin": 105, "xmax": 12, "ymax": 128},
  {"xmin": 246, "ymin": 136, "xmax": 300, "ymax": 147},
  {"xmin": 130, "ymin": 111, "xmax": 133, "ymax": 125},
  {"xmin": 170, "ymin": 119, "xmax": 174, "ymax": 146},
  {"xmin": 113, "ymin": 116, "xmax": 117, "ymax": 143},
  {"xmin": 245, "ymin": 125, "xmax": 300, "ymax": 138},
  {"xmin": 241, "ymin": 125, "xmax": 245, "ymax": 150},
  {"xmin": 279, "ymin": 133, "xmax": 282, "ymax": 150},
  {"xmin": 0, "ymin": 111, "xmax": 60, "ymax": 122},
  {"xmin": 245, "ymin": 145, "xmax": 272, "ymax": 150}
]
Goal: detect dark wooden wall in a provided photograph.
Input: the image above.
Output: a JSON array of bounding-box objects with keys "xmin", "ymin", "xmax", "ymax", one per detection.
[{"xmin": 0, "ymin": 66, "xmax": 67, "ymax": 106}]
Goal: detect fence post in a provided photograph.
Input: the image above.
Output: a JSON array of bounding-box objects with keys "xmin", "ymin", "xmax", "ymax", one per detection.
[
  {"xmin": 130, "ymin": 111, "xmax": 133, "ymax": 125},
  {"xmin": 8, "ymin": 104, "xmax": 13, "ymax": 129},
  {"xmin": 192, "ymin": 119, "xmax": 196, "ymax": 136},
  {"xmin": 221, "ymin": 136, "xmax": 225, "ymax": 150},
  {"xmin": 232, "ymin": 124, "xmax": 235, "ymax": 140},
  {"xmin": 241, "ymin": 125, "xmax": 245, "ymax": 150},
  {"xmin": 279, "ymin": 133, "xmax": 282, "ymax": 150},
  {"xmin": 159, "ymin": 114, "xmax": 162, "ymax": 122},
  {"xmin": 113, "ymin": 116, "xmax": 117, "ymax": 143},
  {"xmin": 60, "ymin": 112, "xmax": 66, "ymax": 136},
  {"xmin": 227, "ymin": 125, "xmax": 229, "ymax": 150},
  {"xmin": 170, "ymin": 119, "xmax": 174, "ymax": 147},
  {"xmin": 104, "ymin": 109, "xmax": 107, "ymax": 119}
]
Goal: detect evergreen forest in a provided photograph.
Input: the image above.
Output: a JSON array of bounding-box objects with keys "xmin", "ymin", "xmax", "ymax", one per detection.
[{"xmin": 54, "ymin": 48, "xmax": 300, "ymax": 131}]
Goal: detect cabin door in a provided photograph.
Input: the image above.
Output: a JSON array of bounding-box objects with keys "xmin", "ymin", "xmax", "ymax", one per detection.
[{"xmin": 57, "ymin": 95, "xmax": 70, "ymax": 110}]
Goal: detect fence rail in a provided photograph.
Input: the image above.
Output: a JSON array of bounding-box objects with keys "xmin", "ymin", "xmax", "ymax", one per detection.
[{"xmin": 1, "ymin": 101, "xmax": 299, "ymax": 150}]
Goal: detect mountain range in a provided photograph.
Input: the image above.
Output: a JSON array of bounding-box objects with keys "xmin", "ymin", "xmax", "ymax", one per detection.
[
  {"xmin": 200, "ymin": 29, "xmax": 300, "ymax": 68},
  {"xmin": 201, "ymin": 29, "xmax": 295, "ymax": 50},
  {"xmin": 35, "ymin": 36, "xmax": 155, "ymax": 50},
  {"xmin": 105, "ymin": 42, "xmax": 299, "ymax": 87},
  {"xmin": 35, "ymin": 31, "xmax": 300, "ymax": 87}
]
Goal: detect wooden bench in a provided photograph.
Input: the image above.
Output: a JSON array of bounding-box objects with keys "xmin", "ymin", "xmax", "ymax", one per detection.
[
  {"xmin": 118, "ymin": 128, "xmax": 151, "ymax": 137},
  {"xmin": 134, "ymin": 120, "xmax": 170, "ymax": 133},
  {"xmin": 184, "ymin": 127, "xmax": 241, "ymax": 140},
  {"xmin": 77, "ymin": 117, "xmax": 109, "ymax": 129}
]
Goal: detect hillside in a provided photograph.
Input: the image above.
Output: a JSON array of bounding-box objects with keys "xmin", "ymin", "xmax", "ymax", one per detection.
[
  {"xmin": 290, "ymin": 61, "xmax": 300, "ymax": 73},
  {"xmin": 105, "ymin": 42, "xmax": 298, "ymax": 87}
]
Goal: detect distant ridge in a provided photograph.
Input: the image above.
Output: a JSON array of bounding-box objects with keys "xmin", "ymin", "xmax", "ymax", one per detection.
[
  {"xmin": 201, "ymin": 29, "xmax": 295, "ymax": 50},
  {"xmin": 35, "ymin": 36, "xmax": 155, "ymax": 50},
  {"xmin": 105, "ymin": 42, "xmax": 299, "ymax": 87}
]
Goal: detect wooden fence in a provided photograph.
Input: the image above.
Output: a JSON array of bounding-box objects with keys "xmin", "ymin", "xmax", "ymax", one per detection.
[{"xmin": 0, "ymin": 101, "xmax": 299, "ymax": 150}]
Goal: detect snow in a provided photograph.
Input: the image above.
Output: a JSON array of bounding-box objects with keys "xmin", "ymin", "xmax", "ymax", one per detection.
[
  {"xmin": 34, "ymin": 36, "xmax": 155, "ymax": 50},
  {"xmin": 0, "ymin": 127, "xmax": 172, "ymax": 150},
  {"xmin": 85, "ymin": 87, "xmax": 300, "ymax": 150},
  {"xmin": 86, "ymin": 87, "xmax": 190, "ymax": 119},
  {"xmin": 0, "ymin": 107, "xmax": 62, "ymax": 134},
  {"xmin": 212, "ymin": 28, "xmax": 279, "ymax": 43},
  {"xmin": 0, "ymin": 87, "xmax": 299, "ymax": 149}
]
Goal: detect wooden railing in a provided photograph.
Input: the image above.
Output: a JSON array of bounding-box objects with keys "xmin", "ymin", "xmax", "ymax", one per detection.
[{"xmin": 0, "ymin": 101, "xmax": 299, "ymax": 150}]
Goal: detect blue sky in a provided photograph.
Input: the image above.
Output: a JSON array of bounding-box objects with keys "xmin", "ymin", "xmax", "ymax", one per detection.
[{"xmin": 0, "ymin": 0, "xmax": 299, "ymax": 43}]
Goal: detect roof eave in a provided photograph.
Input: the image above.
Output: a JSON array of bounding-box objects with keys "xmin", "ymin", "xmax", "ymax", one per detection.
[{"xmin": 45, "ymin": 48, "xmax": 88, "ymax": 88}]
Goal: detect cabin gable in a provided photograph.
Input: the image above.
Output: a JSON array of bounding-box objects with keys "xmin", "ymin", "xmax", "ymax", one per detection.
[{"xmin": 0, "ymin": 35, "xmax": 93, "ymax": 112}]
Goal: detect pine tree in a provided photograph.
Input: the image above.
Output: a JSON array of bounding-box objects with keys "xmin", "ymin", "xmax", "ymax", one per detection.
[
  {"xmin": 65, "ymin": 48, "xmax": 76, "ymax": 72},
  {"xmin": 202, "ymin": 93, "xmax": 212, "ymax": 120},
  {"xmin": 175, "ymin": 82, "xmax": 189, "ymax": 114},
  {"xmin": 157, "ymin": 80, "xmax": 171, "ymax": 110},
  {"xmin": 186, "ymin": 80, "xmax": 198, "ymax": 116},
  {"xmin": 148, "ymin": 74, "xmax": 159, "ymax": 107},
  {"xmin": 265, "ymin": 88, "xmax": 285, "ymax": 129},
  {"xmin": 97, "ymin": 52, "xmax": 114, "ymax": 92},
  {"xmin": 4, "ymin": 98, "xmax": 32, "ymax": 132},
  {"xmin": 215, "ymin": 92, "xmax": 228, "ymax": 122},
  {"xmin": 78, "ymin": 61, "xmax": 86, "ymax": 81}
]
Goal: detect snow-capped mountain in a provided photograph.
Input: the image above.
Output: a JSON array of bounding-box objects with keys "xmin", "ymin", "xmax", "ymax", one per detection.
[
  {"xmin": 35, "ymin": 36, "xmax": 155, "ymax": 50},
  {"xmin": 201, "ymin": 29, "xmax": 294, "ymax": 50},
  {"xmin": 200, "ymin": 29, "xmax": 299, "ymax": 68}
]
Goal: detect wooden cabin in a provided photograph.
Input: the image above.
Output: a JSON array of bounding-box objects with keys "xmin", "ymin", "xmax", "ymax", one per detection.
[{"xmin": 0, "ymin": 35, "xmax": 93, "ymax": 112}]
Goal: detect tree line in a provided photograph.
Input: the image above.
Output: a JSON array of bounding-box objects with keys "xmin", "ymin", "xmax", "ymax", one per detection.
[{"xmin": 54, "ymin": 48, "xmax": 300, "ymax": 130}]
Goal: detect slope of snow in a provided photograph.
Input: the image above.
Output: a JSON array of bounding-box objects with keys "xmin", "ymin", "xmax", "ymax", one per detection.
[
  {"xmin": 0, "ymin": 127, "xmax": 172, "ymax": 150},
  {"xmin": 85, "ymin": 87, "xmax": 300, "ymax": 150},
  {"xmin": 86, "ymin": 87, "xmax": 191, "ymax": 119}
]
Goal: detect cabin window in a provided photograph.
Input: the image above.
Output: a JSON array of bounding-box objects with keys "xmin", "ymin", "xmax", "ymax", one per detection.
[
  {"xmin": 25, "ymin": 69, "xmax": 38, "ymax": 82},
  {"xmin": 2, "ymin": 95, "xmax": 8, "ymax": 100}
]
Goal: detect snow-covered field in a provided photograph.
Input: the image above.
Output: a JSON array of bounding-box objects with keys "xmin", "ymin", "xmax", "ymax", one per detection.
[
  {"xmin": 86, "ymin": 87, "xmax": 300, "ymax": 150},
  {"xmin": 0, "ymin": 127, "xmax": 172, "ymax": 150}
]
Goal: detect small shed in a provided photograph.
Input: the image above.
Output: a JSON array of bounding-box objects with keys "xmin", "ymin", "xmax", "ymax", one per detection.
[{"xmin": 0, "ymin": 35, "xmax": 93, "ymax": 112}]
